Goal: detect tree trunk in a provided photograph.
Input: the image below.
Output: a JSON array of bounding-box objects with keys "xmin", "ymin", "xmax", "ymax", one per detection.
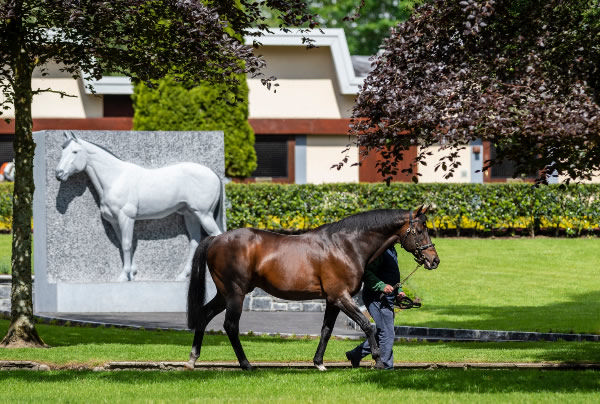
[{"xmin": 1, "ymin": 28, "xmax": 45, "ymax": 348}]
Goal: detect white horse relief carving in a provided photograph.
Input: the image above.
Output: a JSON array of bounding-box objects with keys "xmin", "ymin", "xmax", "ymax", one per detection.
[{"xmin": 55, "ymin": 131, "xmax": 223, "ymax": 282}]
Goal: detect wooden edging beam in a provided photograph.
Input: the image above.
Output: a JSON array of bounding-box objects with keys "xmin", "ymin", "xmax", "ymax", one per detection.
[{"xmin": 2, "ymin": 360, "xmax": 600, "ymax": 371}]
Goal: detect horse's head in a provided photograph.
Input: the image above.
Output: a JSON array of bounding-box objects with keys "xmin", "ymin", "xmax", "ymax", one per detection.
[
  {"xmin": 398, "ymin": 205, "xmax": 440, "ymax": 270},
  {"xmin": 56, "ymin": 132, "xmax": 88, "ymax": 181}
]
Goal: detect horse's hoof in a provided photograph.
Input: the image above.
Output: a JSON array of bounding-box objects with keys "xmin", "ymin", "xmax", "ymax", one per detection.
[
  {"xmin": 175, "ymin": 272, "xmax": 189, "ymax": 281},
  {"xmin": 117, "ymin": 273, "xmax": 129, "ymax": 282},
  {"xmin": 373, "ymin": 362, "xmax": 385, "ymax": 370},
  {"xmin": 315, "ymin": 364, "xmax": 327, "ymax": 372},
  {"xmin": 184, "ymin": 361, "xmax": 195, "ymax": 370},
  {"xmin": 240, "ymin": 362, "xmax": 255, "ymax": 371}
]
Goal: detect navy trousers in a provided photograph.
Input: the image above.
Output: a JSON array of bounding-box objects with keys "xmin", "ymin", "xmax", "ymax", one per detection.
[{"xmin": 347, "ymin": 293, "xmax": 396, "ymax": 369}]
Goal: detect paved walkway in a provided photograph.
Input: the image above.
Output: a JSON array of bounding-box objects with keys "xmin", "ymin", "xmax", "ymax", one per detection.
[
  {"xmin": 37, "ymin": 311, "xmax": 365, "ymax": 339},
  {"xmin": 32, "ymin": 311, "xmax": 600, "ymax": 342}
]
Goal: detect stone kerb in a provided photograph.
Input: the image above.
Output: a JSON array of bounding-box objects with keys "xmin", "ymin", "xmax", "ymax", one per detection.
[
  {"xmin": 243, "ymin": 288, "xmax": 326, "ymax": 312},
  {"xmin": 33, "ymin": 130, "xmax": 225, "ymax": 313}
]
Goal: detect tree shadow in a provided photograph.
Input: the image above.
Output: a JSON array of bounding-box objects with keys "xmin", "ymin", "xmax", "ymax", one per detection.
[
  {"xmin": 402, "ymin": 290, "xmax": 600, "ymax": 334},
  {"xmin": 2, "ymin": 369, "xmax": 600, "ymax": 395},
  {"xmin": 359, "ymin": 368, "xmax": 600, "ymax": 393}
]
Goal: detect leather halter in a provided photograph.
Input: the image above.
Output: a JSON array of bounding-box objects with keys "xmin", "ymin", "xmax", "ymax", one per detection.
[{"xmin": 400, "ymin": 211, "xmax": 435, "ymax": 255}]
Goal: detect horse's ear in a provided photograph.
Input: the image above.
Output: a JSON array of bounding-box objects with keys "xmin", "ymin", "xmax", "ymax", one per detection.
[
  {"xmin": 415, "ymin": 205, "xmax": 424, "ymax": 216},
  {"xmin": 70, "ymin": 131, "xmax": 80, "ymax": 143}
]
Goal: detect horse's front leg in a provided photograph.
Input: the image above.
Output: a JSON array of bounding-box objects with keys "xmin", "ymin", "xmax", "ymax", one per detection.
[
  {"xmin": 313, "ymin": 302, "xmax": 340, "ymax": 371},
  {"xmin": 117, "ymin": 212, "xmax": 136, "ymax": 282},
  {"xmin": 334, "ymin": 292, "xmax": 384, "ymax": 369}
]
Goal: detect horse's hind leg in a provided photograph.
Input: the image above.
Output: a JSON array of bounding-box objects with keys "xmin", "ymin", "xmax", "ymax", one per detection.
[
  {"xmin": 334, "ymin": 293, "xmax": 384, "ymax": 369},
  {"xmin": 176, "ymin": 212, "xmax": 202, "ymax": 281},
  {"xmin": 313, "ymin": 302, "xmax": 340, "ymax": 371},
  {"xmin": 223, "ymin": 294, "xmax": 253, "ymax": 370},
  {"xmin": 196, "ymin": 212, "xmax": 222, "ymax": 236},
  {"xmin": 186, "ymin": 292, "xmax": 226, "ymax": 370}
]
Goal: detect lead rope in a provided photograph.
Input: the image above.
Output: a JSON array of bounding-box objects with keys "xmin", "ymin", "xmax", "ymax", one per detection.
[{"xmin": 393, "ymin": 263, "xmax": 422, "ymax": 290}]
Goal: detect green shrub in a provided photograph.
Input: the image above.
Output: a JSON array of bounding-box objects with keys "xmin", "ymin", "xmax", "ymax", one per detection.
[
  {"xmin": 0, "ymin": 182, "xmax": 12, "ymax": 231},
  {"xmin": 132, "ymin": 76, "xmax": 257, "ymax": 178},
  {"xmin": 225, "ymin": 183, "xmax": 600, "ymax": 237}
]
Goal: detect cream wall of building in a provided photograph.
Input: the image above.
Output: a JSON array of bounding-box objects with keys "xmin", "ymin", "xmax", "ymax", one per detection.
[
  {"xmin": 248, "ymin": 79, "xmax": 341, "ymax": 118},
  {"xmin": 251, "ymin": 46, "xmax": 354, "ymax": 118},
  {"xmin": 1, "ymin": 71, "xmax": 102, "ymax": 119},
  {"xmin": 305, "ymin": 135, "xmax": 358, "ymax": 184},
  {"xmin": 418, "ymin": 145, "xmax": 473, "ymax": 183},
  {"xmin": 558, "ymin": 173, "xmax": 600, "ymax": 183},
  {"xmin": 31, "ymin": 78, "xmax": 103, "ymax": 118}
]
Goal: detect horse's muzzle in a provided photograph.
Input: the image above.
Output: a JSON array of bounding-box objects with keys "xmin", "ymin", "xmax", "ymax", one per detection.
[
  {"xmin": 55, "ymin": 169, "xmax": 67, "ymax": 181},
  {"xmin": 424, "ymin": 256, "xmax": 440, "ymax": 270}
]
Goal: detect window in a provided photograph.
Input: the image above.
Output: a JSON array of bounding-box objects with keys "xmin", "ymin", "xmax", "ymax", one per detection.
[
  {"xmin": 0, "ymin": 135, "xmax": 14, "ymax": 164},
  {"xmin": 252, "ymin": 135, "xmax": 289, "ymax": 178},
  {"xmin": 103, "ymin": 95, "xmax": 134, "ymax": 117},
  {"xmin": 489, "ymin": 144, "xmax": 535, "ymax": 180}
]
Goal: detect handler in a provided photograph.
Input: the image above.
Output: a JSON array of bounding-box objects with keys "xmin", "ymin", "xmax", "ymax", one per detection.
[{"xmin": 346, "ymin": 245, "xmax": 405, "ymax": 369}]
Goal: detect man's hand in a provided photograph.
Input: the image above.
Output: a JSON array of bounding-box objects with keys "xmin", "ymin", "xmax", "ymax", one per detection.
[
  {"xmin": 383, "ymin": 284, "xmax": 394, "ymax": 294},
  {"xmin": 397, "ymin": 291, "xmax": 407, "ymax": 298}
]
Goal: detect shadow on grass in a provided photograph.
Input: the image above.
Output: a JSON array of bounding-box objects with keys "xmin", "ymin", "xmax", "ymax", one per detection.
[
  {"xmin": 403, "ymin": 291, "xmax": 600, "ymax": 334},
  {"xmin": 401, "ymin": 340, "xmax": 600, "ymax": 363},
  {"xmin": 1, "ymin": 369, "xmax": 599, "ymax": 394},
  {"xmin": 0, "ymin": 319, "xmax": 322, "ymax": 348}
]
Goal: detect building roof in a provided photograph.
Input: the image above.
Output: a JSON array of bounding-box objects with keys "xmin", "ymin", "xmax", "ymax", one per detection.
[{"xmin": 84, "ymin": 28, "xmax": 364, "ymax": 96}]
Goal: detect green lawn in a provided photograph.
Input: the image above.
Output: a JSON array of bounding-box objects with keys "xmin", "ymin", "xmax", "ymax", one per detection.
[
  {"xmin": 0, "ymin": 233, "xmax": 9, "ymax": 274},
  {"xmin": 394, "ymin": 238, "xmax": 600, "ymax": 334},
  {"xmin": 1, "ymin": 320, "xmax": 600, "ymax": 366},
  {"xmin": 2, "ymin": 369, "xmax": 599, "ymax": 403},
  {"xmin": 1, "ymin": 319, "xmax": 600, "ymax": 402}
]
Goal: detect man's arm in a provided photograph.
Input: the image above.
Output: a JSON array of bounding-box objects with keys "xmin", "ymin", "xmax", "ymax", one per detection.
[{"xmin": 363, "ymin": 256, "xmax": 386, "ymax": 293}]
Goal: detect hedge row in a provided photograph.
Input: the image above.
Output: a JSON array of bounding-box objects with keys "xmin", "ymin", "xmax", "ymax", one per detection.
[
  {"xmin": 1, "ymin": 182, "xmax": 599, "ymax": 236},
  {"xmin": 226, "ymin": 183, "xmax": 600, "ymax": 237},
  {"xmin": 0, "ymin": 183, "xmax": 12, "ymax": 231}
]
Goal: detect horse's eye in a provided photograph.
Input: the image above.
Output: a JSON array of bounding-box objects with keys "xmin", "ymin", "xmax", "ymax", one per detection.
[{"xmin": 73, "ymin": 150, "xmax": 78, "ymax": 154}]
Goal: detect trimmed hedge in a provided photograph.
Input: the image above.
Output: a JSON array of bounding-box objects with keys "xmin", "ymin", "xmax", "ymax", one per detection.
[
  {"xmin": 226, "ymin": 183, "xmax": 600, "ymax": 237},
  {"xmin": 0, "ymin": 182, "xmax": 12, "ymax": 231},
  {"xmin": 2, "ymin": 182, "xmax": 599, "ymax": 236}
]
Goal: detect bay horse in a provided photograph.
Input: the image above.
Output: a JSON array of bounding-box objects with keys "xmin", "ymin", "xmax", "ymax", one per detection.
[{"xmin": 186, "ymin": 207, "xmax": 440, "ymax": 370}]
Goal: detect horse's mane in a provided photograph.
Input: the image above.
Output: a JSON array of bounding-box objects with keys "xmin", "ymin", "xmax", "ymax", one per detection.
[
  {"xmin": 84, "ymin": 140, "xmax": 122, "ymax": 160},
  {"xmin": 315, "ymin": 209, "xmax": 407, "ymax": 235},
  {"xmin": 260, "ymin": 210, "xmax": 407, "ymax": 236},
  {"xmin": 63, "ymin": 137, "xmax": 122, "ymax": 160}
]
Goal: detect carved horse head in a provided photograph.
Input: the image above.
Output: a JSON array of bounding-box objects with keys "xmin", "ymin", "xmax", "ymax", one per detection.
[{"xmin": 55, "ymin": 131, "xmax": 88, "ymax": 181}]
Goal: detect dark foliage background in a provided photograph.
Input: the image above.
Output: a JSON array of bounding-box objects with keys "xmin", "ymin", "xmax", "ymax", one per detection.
[{"xmin": 308, "ymin": 0, "xmax": 421, "ymax": 55}]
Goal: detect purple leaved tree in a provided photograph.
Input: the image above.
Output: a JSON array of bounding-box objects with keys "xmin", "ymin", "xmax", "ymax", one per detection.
[{"xmin": 349, "ymin": 0, "xmax": 599, "ymax": 184}]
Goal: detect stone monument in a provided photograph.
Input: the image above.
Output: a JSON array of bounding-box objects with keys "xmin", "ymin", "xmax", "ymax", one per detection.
[{"xmin": 33, "ymin": 130, "xmax": 225, "ymax": 313}]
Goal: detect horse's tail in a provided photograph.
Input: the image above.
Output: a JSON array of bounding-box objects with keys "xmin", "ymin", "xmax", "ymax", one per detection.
[
  {"xmin": 187, "ymin": 235, "xmax": 216, "ymax": 330},
  {"xmin": 215, "ymin": 177, "xmax": 226, "ymax": 233}
]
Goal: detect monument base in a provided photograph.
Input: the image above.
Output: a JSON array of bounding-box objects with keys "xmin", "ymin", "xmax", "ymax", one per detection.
[{"xmin": 34, "ymin": 279, "xmax": 216, "ymax": 313}]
